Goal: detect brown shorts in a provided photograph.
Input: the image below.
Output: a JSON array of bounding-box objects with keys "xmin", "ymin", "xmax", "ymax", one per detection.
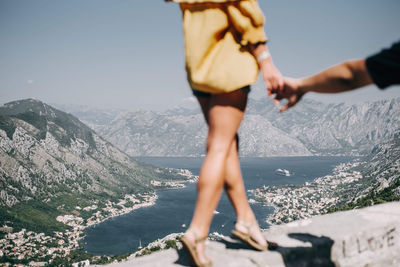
[{"xmin": 192, "ymin": 85, "xmax": 251, "ymax": 98}]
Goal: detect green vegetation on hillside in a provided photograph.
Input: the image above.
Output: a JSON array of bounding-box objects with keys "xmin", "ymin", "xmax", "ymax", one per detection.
[
  {"xmin": 14, "ymin": 111, "xmax": 48, "ymax": 139},
  {"xmin": 0, "ymin": 200, "xmax": 69, "ymax": 234},
  {"xmin": 0, "ymin": 190, "xmax": 138, "ymax": 235},
  {"xmin": 328, "ymin": 178, "xmax": 400, "ymax": 213}
]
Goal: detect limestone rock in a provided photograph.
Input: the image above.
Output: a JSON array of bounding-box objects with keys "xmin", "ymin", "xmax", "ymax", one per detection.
[{"xmin": 0, "ymin": 99, "xmax": 187, "ymax": 207}]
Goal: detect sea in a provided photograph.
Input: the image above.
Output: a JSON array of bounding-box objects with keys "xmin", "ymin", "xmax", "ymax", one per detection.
[{"xmin": 83, "ymin": 156, "xmax": 353, "ymax": 256}]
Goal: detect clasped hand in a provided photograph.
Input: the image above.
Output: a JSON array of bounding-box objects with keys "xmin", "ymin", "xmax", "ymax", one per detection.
[
  {"xmin": 268, "ymin": 78, "xmax": 304, "ymax": 112},
  {"xmin": 260, "ymin": 60, "xmax": 304, "ymax": 112}
]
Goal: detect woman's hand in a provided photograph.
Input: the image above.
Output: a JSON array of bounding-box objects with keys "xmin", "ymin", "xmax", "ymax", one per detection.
[
  {"xmin": 250, "ymin": 43, "xmax": 284, "ymax": 97},
  {"xmin": 260, "ymin": 58, "xmax": 284, "ymax": 96},
  {"xmin": 273, "ymin": 77, "xmax": 304, "ymax": 112}
]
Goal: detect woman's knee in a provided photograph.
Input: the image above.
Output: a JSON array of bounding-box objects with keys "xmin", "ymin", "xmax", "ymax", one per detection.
[
  {"xmin": 207, "ymin": 132, "xmax": 239, "ymax": 151},
  {"xmin": 206, "ymin": 136, "xmax": 233, "ymax": 158}
]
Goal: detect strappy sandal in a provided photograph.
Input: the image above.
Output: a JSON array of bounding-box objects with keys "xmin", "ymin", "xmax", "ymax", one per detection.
[
  {"xmin": 232, "ymin": 220, "xmax": 278, "ymax": 251},
  {"xmin": 180, "ymin": 229, "xmax": 213, "ymax": 267}
]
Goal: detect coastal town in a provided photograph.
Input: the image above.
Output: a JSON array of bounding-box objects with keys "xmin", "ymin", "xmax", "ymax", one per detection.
[
  {"xmin": 0, "ymin": 192, "xmax": 157, "ymax": 266},
  {"xmin": 0, "ymin": 168, "xmax": 198, "ymax": 266},
  {"xmin": 250, "ymin": 161, "xmax": 364, "ymax": 225}
]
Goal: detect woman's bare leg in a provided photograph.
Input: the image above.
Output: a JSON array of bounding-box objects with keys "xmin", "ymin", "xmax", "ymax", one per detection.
[
  {"xmin": 185, "ymin": 90, "xmax": 248, "ymax": 263},
  {"xmin": 191, "ymin": 90, "xmax": 247, "ymax": 234},
  {"xmin": 194, "ymin": 92, "xmax": 266, "ymax": 249},
  {"xmin": 224, "ymin": 139, "xmax": 267, "ymax": 247},
  {"xmin": 224, "ymin": 138, "xmax": 255, "ymax": 222}
]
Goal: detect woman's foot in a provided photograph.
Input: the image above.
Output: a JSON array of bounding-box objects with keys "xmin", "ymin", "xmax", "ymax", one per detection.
[
  {"xmin": 181, "ymin": 228, "xmax": 213, "ymax": 267},
  {"xmin": 232, "ymin": 220, "xmax": 270, "ymax": 251}
]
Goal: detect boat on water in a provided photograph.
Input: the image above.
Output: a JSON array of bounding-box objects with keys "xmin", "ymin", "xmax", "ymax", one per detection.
[
  {"xmin": 138, "ymin": 239, "xmax": 143, "ymax": 250},
  {"xmin": 275, "ymin": 168, "xmax": 291, "ymax": 176},
  {"xmin": 248, "ymin": 198, "xmax": 256, "ymax": 204}
]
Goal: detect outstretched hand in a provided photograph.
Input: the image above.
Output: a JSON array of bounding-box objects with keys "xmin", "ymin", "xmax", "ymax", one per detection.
[{"xmin": 269, "ymin": 77, "xmax": 304, "ymax": 112}]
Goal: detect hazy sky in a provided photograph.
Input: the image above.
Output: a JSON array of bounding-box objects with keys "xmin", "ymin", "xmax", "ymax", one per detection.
[{"xmin": 1, "ymin": 0, "xmax": 399, "ymax": 111}]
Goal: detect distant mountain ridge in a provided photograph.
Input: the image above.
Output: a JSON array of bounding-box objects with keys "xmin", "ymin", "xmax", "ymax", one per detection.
[
  {"xmin": 246, "ymin": 97, "xmax": 400, "ymax": 156},
  {"xmin": 60, "ymin": 97, "xmax": 400, "ymax": 157}
]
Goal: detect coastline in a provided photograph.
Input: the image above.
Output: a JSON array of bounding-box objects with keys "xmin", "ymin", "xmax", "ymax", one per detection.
[
  {"xmin": 0, "ymin": 168, "xmax": 198, "ymax": 265},
  {"xmin": 84, "ymin": 193, "xmax": 159, "ymax": 229},
  {"xmin": 0, "ymin": 195, "xmax": 160, "ymax": 266},
  {"xmin": 62, "ymin": 167, "xmax": 198, "ymax": 233},
  {"xmin": 65, "ymin": 175, "xmax": 198, "ymax": 241},
  {"xmin": 2, "ymin": 157, "xmax": 355, "ymax": 265},
  {"xmin": 251, "ymin": 159, "xmax": 364, "ymax": 225},
  {"xmin": 87, "ymin": 156, "xmax": 368, "ymax": 264}
]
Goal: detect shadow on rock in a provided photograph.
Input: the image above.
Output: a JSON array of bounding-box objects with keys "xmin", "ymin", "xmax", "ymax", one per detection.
[
  {"xmin": 175, "ymin": 237, "xmax": 252, "ymax": 266},
  {"xmin": 175, "ymin": 233, "xmax": 334, "ymax": 267},
  {"xmin": 274, "ymin": 233, "xmax": 335, "ymax": 267},
  {"xmin": 174, "ymin": 247, "xmax": 192, "ymax": 266},
  {"xmin": 219, "ymin": 237, "xmax": 256, "ymax": 250}
]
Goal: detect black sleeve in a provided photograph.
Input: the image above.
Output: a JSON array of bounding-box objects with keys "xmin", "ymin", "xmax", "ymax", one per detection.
[{"xmin": 365, "ymin": 41, "xmax": 400, "ymax": 89}]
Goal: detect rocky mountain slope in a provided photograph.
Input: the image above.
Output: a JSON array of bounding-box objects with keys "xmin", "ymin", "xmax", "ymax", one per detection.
[
  {"xmin": 62, "ymin": 97, "xmax": 400, "ymax": 157},
  {"xmin": 0, "ymin": 99, "xmax": 187, "ymax": 232},
  {"xmin": 254, "ymin": 98, "xmax": 400, "ymax": 156},
  {"xmin": 364, "ymin": 130, "xmax": 400, "ymax": 187},
  {"xmin": 333, "ymin": 129, "xmax": 400, "ymax": 210}
]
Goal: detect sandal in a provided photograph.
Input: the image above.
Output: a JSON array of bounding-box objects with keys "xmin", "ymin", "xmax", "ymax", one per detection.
[
  {"xmin": 232, "ymin": 220, "xmax": 278, "ymax": 251},
  {"xmin": 181, "ymin": 229, "xmax": 213, "ymax": 267}
]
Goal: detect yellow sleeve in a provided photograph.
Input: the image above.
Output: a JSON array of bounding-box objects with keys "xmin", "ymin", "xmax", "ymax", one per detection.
[{"xmin": 226, "ymin": 0, "xmax": 267, "ymax": 46}]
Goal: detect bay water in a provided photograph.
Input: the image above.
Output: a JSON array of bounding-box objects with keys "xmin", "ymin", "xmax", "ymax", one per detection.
[{"xmin": 83, "ymin": 156, "xmax": 353, "ymax": 256}]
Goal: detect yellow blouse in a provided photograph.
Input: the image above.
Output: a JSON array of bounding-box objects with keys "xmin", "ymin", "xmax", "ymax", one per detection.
[{"xmin": 169, "ymin": 0, "xmax": 267, "ymax": 93}]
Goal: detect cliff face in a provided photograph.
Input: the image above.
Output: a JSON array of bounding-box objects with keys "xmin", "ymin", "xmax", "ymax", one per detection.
[
  {"xmin": 62, "ymin": 98, "xmax": 400, "ymax": 157},
  {"xmin": 365, "ymin": 130, "xmax": 400, "ymax": 186},
  {"xmin": 332, "ymin": 130, "xmax": 400, "ymax": 209},
  {"xmin": 0, "ymin": 99, "xmax": 181, "ymax": 207},
  {"xmin": 95, "ymin": 202, "xmax": 400, "ymax": 267},
  {"xmin": 0, "ymin": 99, "xmax": 189, "ymax": 235}
]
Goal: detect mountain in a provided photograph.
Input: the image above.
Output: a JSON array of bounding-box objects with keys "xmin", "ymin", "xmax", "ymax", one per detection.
[
  {"xmin": 0, "ymin": 99, "xmax": 186, "ymax": 233},
  {"xmin": 365, "ymin": 130, "xmax": 400, "ymax": 187},
  {"xmin": 253, "ymin": 98, "xmax": 400, "ymax": 156},
  {"xmin": 96, "ymin": 110, "xmax": 209, "ymax": 157},
  {"xmin": 333, "ymin": 130, "xmax": 400, "ymax": 210},
  {"xmin": 52, "ymin": 103, "xmax": 124, "ymax": 134},
  {"xmin": 62, "ymin": 97, "xmax": 400, "ymax": 157}
]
